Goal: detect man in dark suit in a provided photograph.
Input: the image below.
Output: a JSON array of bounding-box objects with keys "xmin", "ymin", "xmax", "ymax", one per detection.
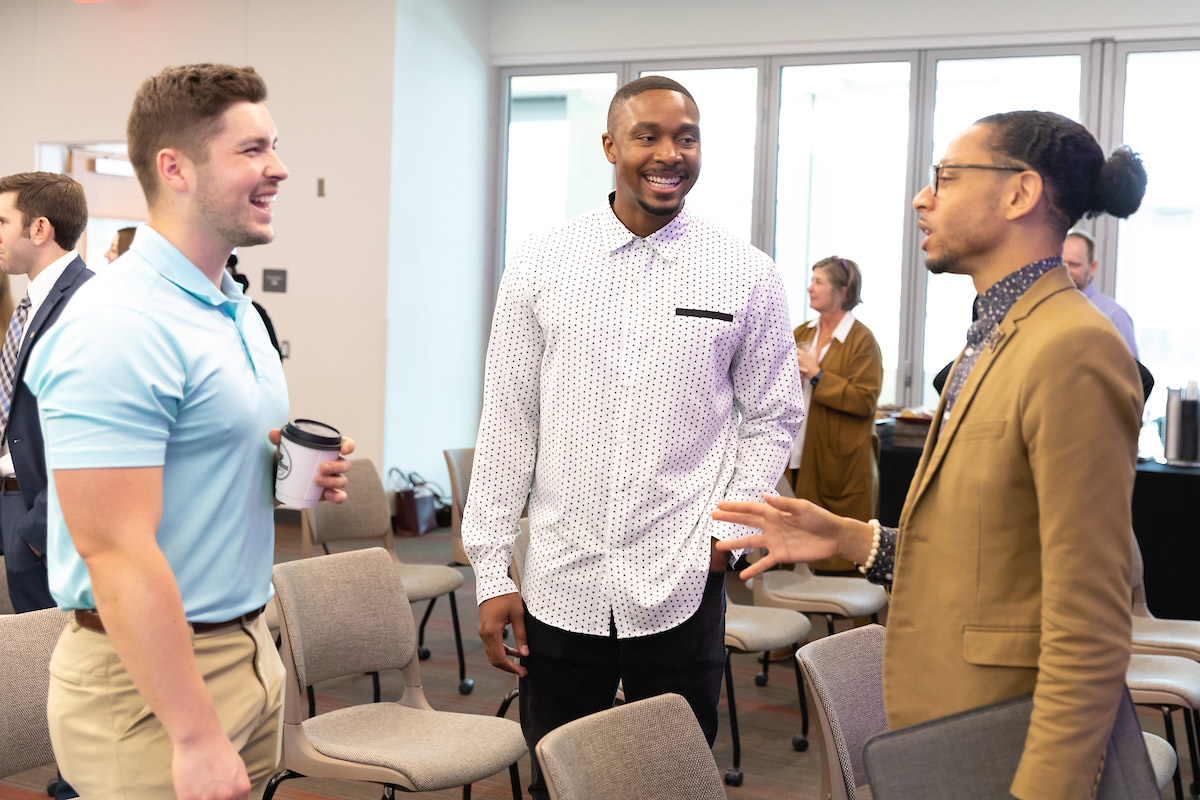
[
  {"xmin": 0, "ymin": 172, "xmax": 92, "ymax": 614},
  {"xmin": 0, "ymin": 171, "xmax": 91, "ymax": 800}
]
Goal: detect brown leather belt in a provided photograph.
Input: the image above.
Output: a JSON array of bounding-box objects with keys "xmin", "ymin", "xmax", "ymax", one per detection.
[
  {"xmin": 1, "ymin": 476, "xmax": 18, "ymax": 492},
  {"xmin": 74, "ymin": 605, "xmax": 265, "ymax": 635}
]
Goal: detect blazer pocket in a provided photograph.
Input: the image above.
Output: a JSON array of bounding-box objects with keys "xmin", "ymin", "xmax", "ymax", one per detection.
[
  {"xmin": 956, "ymin": 420, "xmax": 1006, "ymax": 441},
  {"xmin": 962, "ymin": 625, "xmax": 1040, "ymax": 668},
  {"xmin": 675, "ymin": 308, "xmax": 734, "ymax": 322}
]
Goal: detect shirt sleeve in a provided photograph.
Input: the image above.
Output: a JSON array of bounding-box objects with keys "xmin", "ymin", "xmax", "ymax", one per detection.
[
  {"xmin": 462, "ymin": 256, "xmax": 542, "ymax": 604},
  {"xmin": 711, "ymin": 258, "xmax": 804, "ymax": 542},
  {"xmin": 26, "ymin": 304, "xmax": 183, "ymax": 471}
]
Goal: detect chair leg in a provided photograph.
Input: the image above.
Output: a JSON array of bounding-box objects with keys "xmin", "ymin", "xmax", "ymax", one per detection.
[
  {"xmin": 1161, "ymin": 706, "xmax": 1185, "ymax": 800},
  {"xmin": 756, "ymin": 650, "xmax": 771, "ymax": 686},
  {"xmin": 870, "ymin": 613, "xmax": 879, "ymax": 624},
  {"xmin": 417, "ymin": 598, "xmax": 436, "ymax": 660},
  {"xmin": 448, "ymin": 591, "xmax": 474, "ymax": 695},
  {"xmin": 509, "ymin": 761, "xmax": 523, "ymax": 799},
  {"xmin": 382, "ymin": 786, "xmax": 396, "ymax": 800},
  {"xmin": 262, "ymin": 769, "xmax": 303, "ymax": 800},
  {"xmin": 1183, "ymin": 707, "xmax": 1199, "ymax": 799},
  {"xmin": 791, "ymin": 646, "xmax": 809, "ymax": 751},
  {"xmin": 371, "ymin": 670, "xmax": 381, "ymax": 702},
  {"xmin": 497, "ymin": 687, "xmax": 520, "ymax": 718},
  {"xmin": 825, "ymin": 614, "xmax": 835, "ymax": 637},
  {"xmin": 307, "ymin": 684, "xmax": 316, "ymax": 718},
  {"xmin": 462, "ymin": 783, "xmax": 471, "ymax": 800},
  {"xmin": 723, "ymin": 649, "xmax": 744, "ymax": 787}
]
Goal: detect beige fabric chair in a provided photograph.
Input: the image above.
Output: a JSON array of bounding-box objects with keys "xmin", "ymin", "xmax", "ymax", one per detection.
[
  {"xmin": 535, "ymin": 693, "xmax": 725, "ymax": 800},
  {"xmin": 0, "ymin": 607, "xmax": 69, "ymax": 778},
  {"xmin": 443, "ymin": 448, "xmax": 474, "ymax": 567},
  {"xmin": 265, "ymin": 547, "xmax": 526, "ymax": 800},
  {"xmin": 303, "ymin": 458, "xmax": 474, "ymax": 696},
  {"xmin": 722, "ymin": 599, "xmax": 812, "ymax": 786},
  {"xmin": 1126, "ymin": 654, "xmax": 1200, "ymax": 800},
  {"xmin": 0, "ymin": 557, "xmax": 14, "ymax": 615},
  {"xmin": 800, "ymin": 624, "xmax": 1176, "ymax": 800}
]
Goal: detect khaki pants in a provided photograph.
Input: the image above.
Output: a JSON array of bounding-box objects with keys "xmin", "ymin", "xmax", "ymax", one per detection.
[{"xmin": 47, "ymin": 611, "xmax": 284, "ymax": 799}]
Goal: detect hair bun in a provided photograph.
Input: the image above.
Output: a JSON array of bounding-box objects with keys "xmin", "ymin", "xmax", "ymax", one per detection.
[{"xmin": 1090, "ymin": 146, "xmax": 1147, "ymax": 219}]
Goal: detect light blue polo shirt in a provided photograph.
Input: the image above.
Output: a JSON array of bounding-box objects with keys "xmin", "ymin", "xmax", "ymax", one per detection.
[{"xmin": 26, "ymin": 225, "xmax": 289, "ymax": 621}]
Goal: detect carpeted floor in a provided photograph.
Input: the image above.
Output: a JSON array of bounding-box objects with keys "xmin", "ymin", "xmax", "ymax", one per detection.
[{"xmin": 2, "ymin": 522, "xmax": 1188, "ymax": 799}]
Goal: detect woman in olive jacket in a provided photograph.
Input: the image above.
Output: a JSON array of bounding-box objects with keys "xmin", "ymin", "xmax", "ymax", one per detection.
[{"xmin": 790, "ymin": 256, "xmax": 883, "ymax": 571}]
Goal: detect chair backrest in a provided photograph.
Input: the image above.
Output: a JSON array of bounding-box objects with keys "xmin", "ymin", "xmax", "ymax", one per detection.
[
  {"xmin": 797, "ymin": 623, "xmax": 888, "ymax": 800},
  {"xmin": 272, "ymin": 548, "xmax": 417, "ymax": 722},
  {"xmin": 536, "ymin": 693, "xmax": 725, "ymax": 800},
  {"xmin": 0, "ymin": 558, "xmax": 14, "ymax": 615},
  {"xmin": 443, "ymin": 448, "xmax": 474, "ymax": 566},
  {"xmin": 0, "ymin": 607, "xmax": 69, "ymax": 777},
  {"xmin": 1130, "ymin": 528, "xmax": 1152, "ymax": 618},
  {"xmin": 303, "ymin": 459, "xmax": 394, "ymax": 557}
]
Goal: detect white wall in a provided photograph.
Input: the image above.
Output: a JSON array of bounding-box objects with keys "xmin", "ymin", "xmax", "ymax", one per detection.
[
  {"xmin": 384, "ymin": 0, "xmax": 492, "ymax": 491},
  {"xmin": 490, "ymin": 0, "xmax": 1200, "ymax": 63},
  {"xmin": 0, "ymin": 0, "xmax": 396, "ymax": 469}
]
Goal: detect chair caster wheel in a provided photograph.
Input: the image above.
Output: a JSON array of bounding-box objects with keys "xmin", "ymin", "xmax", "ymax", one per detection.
[
  {"xmin": 724, "ymin": 768, "xmax": 743, "ymax": 786},
  {"xmin": 459, "ymin": 679, "xmax": 475, "ymax": 695},
  {"xmin": 792, "ymin": 733, "xmax": 808, "ymax": 751},
  {"xmin": 417, "ymin": 646, "xmax": 431, "ymax": 660},
  {"xmin": 754, "ymin": 672, "xmax": 768, "ymax": 687}
]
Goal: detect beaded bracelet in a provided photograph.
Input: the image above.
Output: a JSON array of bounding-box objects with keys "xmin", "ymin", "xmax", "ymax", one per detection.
[{"xmin": 857, "ymin": 519, "xmax": 883, "ymax": 575}]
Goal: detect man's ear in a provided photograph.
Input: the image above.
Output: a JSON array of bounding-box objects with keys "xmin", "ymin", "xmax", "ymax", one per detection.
[
  {"xmin": 1004, "ymin": 170, "xmax": 1044, "ymax": 222},
  {"xmin": 27, "ymin": 216, "xmax": 55, "ymax": 247},
  {"xmin": 156, "ymin": 147, "xmax": 192, "ymax": 196},
  {"xmin": 601, "ymin": 132, "xmax": 616, "ymax": 165}
]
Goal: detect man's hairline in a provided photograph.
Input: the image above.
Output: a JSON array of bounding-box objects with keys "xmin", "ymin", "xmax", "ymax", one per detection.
[{"xmin": 606, "ymin": 89, "xmax": 700, "ymax": 136}]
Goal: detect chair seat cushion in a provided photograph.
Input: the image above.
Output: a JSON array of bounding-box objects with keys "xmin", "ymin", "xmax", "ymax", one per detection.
[
  {"xmin": 725, "ymin": 604, "xmax": 812, "ymax": 653},
  {"xmin": 1132, "ymin": 616, "xmax": 1200, "ymax": 660},
  {"xmin": 760, "ymin": 570, "xmax": 887, "ymax": 617},
  {"xmin": 1126, "ymin": 654, "xmax": 1200, "ymax": 707},
  {"xmin": 395, "ymin": 563, "xmax": 464, "ymax": 602},
  {"xmin": 1143, "ymin": 731, "xmax": 1178, "ymax": 792},
  {"xmin": 302, "ymin": 703, "xmax": 527, "ymax": 791}
]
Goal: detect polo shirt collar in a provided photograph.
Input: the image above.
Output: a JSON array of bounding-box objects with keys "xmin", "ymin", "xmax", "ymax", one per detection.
[
  {"xmin": 129, "ymin": 225, "xmax": 247, "ymax": 320},
  {"xmin": 602, "ymin": 192, "xmax": 691, "ymax": 262}
]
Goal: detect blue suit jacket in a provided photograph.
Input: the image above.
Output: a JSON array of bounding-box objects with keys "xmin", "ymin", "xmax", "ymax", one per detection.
[{"xmin": 4, "ymin": 256, "xmax": 93, "ymax": 556}]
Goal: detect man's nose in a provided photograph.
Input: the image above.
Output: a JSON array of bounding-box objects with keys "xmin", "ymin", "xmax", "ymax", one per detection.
[
  {"xmin": 654, "ymin": 139, "xmax": 681, "ymax": 163},
  {"xmin": 267, "ymin": 150, "xmax": 289, "ymax": 181},
  {"xmin": 913, "ymin": 183, "xmax": 933, "ymax": 211}
]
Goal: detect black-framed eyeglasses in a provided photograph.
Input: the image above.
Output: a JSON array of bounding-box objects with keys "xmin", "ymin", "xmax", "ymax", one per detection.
[{"xmin": 928, "ymin": 163, "xmax": 1026, "ymax": 196}]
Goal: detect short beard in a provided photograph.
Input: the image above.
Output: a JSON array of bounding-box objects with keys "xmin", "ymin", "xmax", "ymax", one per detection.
[
  {"xmin": 637, "ymin": 197, "xmax": 683, "ymax": 217},
  {"xmin": 924, "ymin": 254, "xmax": 957, "ymax": 275}
]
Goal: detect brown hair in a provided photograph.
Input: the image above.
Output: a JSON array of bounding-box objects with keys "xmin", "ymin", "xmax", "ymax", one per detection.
[
  {"xmin": 115, "ymin": 226, "xmax": 137, "ymax": 257},
  {"xmin": 0, "ymin": 171, "xmax": 88, "ymax": 250},
  {"xmin": 127, "ymin": 64, "xmax": 268, "ymax": 204},
  {"xmin": 812, "ymin": 256, "xmax": 863, "ymax": 311}
]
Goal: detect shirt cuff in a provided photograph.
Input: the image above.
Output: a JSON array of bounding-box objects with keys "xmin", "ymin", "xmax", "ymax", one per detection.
[
  {"xmin": 474, "ymin": 573, "xmax": 520, "ymax": 605},
  {"xmin": 862, "ymin": 526, "xmax": 898, "ymax": 587}
]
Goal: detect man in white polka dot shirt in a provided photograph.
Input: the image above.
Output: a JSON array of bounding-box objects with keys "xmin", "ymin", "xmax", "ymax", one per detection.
[{"xmin": 463, "ymin": 75, "xmax": 802, "ymax": 798}]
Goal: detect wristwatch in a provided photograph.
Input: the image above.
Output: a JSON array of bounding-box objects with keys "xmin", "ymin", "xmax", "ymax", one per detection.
[{"xmin": 810, "ymin": 370, "xmax": 824, "ymax": 388}]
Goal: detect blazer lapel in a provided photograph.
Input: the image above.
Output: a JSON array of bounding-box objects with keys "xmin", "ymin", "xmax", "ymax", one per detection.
[
  {"xmin": 901, "ymin": 267, "xmax": 1076, "ymax": 518},
  {"xmin": 14, "ymin": 256, "xmax": 87, "ymax": 379}
]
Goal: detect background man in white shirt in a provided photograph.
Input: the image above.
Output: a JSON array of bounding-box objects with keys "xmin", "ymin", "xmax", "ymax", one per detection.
[{"xmin": 464, "ymin": 75, "xmax": 802, "ymax": 799}]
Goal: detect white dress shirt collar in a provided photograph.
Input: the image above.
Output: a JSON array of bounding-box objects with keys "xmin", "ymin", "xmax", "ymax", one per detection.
[{"xmin": 25, "ymin": 250, "xmax": 79, "ymax": 323}]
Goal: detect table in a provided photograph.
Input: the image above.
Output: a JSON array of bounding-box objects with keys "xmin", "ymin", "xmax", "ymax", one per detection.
[{"xmin": 877, "ymin": 420, "xmax": 1200, "ymax": 618}]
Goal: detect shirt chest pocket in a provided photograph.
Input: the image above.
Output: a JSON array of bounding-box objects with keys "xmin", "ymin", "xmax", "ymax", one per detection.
[{"xmin": 665, "ymin": 308, "xmax": 740, "ymax": 380}]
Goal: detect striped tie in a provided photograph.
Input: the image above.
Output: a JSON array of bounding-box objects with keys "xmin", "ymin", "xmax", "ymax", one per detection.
[{"xmin": 0, "ymin": 294, "xmax": 32, "ymax": 440}]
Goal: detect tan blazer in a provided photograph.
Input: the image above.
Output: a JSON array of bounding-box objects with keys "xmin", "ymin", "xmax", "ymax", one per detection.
[
  {"xmin": 792, "ymin": 318, "xmax": 883, "ymax": 517},
  {"xmin": 884, "ymin": 267, "xmax": 1143, "ymax": 800}
]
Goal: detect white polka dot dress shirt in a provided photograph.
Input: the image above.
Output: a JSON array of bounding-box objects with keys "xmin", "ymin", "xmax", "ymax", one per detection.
[{"xmin": 464, "ymin": 199, "xmax": 803, "ymax": 637}]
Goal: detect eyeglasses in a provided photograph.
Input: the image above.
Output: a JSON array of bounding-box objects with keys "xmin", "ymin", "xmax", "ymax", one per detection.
[{"xmin": 928, "ymin": 163, "xmax": 1026, "ymax": 196}]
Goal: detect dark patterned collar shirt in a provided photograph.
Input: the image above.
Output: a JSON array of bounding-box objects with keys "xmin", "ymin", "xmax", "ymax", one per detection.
[
  {"xmin": 463, "ymin": 197, "xmax": 803, "ymax": 637},
  {"xmin": 941, "ymin": 257, "xmax": 1063, "ymax": 427}
]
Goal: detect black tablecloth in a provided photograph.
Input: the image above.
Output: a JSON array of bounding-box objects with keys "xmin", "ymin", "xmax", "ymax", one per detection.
[{"xmin": 877, "ymin": 420, "xmax": 1200, "ymax": 618}]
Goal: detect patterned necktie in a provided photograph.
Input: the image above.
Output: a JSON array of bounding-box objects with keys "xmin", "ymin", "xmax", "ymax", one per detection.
[{"xmin": 0, "ymin": 294, "xmax": 33, "ymax": 439}]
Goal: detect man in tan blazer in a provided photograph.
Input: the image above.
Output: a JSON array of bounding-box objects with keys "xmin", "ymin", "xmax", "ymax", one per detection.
[{"xmin": 714, "ymin": 111, "xmax": 1147, "ymax": 800}]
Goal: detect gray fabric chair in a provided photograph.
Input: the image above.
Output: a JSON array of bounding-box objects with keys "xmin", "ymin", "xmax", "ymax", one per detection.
[
  {"xmin": 0, "ymin": 557, "xmax": 14, "ymax": 615},
  {"xmin": 722, "ymin": 599, "xmax": 812, "ymax": 786},
  {"xmin": 304, "ymin": 458, "xmax": 473, "ymax": 697},
  {"xmin": 801, "ymin": 624, "xmax": 1176, "ymax": 800},
  {"xmin": 265, "ymin": 547, "xmax": 527, "ymax": 800},
  {"xmin": 1126, "ymin": 654, "xmax": 1200, "ymax": 799},
  {"xmin": 535, "ymin": 692, "xmax": 726, "ymax": 800},
  {"xmin": 0, "ymin": 607, "xmax": 69, "ymax": 778},
  {"xmin": 442, "ymin": 448, "xmax": 475, "ymax": 568}
]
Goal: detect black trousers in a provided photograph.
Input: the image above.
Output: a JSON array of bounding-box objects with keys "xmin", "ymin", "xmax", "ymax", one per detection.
[
  {"xmin": 0, "ymin": 488, "xmax": 55, "ymax": 614},
  {"xmin": 518, "ymin": 570, "xmax": 727, "ymax": 800}
]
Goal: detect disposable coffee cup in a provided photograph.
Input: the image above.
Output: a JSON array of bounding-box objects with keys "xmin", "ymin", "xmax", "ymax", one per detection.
[{"xmin": 275, "ymin": 419, "xmax": 343, "ymax": 508}]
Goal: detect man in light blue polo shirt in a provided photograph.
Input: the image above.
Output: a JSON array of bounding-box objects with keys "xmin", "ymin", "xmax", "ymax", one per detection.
[{"xmin": 25, "ymin": 64, "xmax": 353, "ymax": 800}]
